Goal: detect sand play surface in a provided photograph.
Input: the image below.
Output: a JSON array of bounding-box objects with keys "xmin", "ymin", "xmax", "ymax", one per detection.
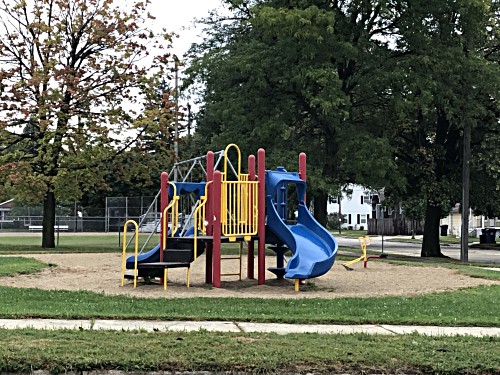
[{"xmin": 1, "ymin": 253, "xmax": 497, "ymax": 299}]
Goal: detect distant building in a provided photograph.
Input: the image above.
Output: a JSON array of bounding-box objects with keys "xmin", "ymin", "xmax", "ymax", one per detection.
[
  {"xmin": 440, "ymin": 204, "xmax": 500, "ymax": 237},
  {"xmin": 328, "ymin": 185, "xmax": 499, "ymax": 236},
  {"xmin": 0, "ymin": 199, "xmax": 14, "ymax": 221},
  {"xmin": 327, "ymin": 185, "xmax": 380, "ymax": 230}
]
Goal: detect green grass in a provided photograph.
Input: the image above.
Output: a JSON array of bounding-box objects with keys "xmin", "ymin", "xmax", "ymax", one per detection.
[
  {"xmin": 334, "ymin": 229, "xmax": 368, "ymax": 238},
  {"xmin": 375, "ymin": 255, "xmax": 500, "ymax": 281},
  {"xmin": 0, "ymin": 247, "xmax": 499, "ymax": 326},
  {"xmin": 0, "ymin": 329, "xmax": 498, "ymax": 374},
  {"xmin": 0, "ymin": 257, "xmax": 49, "ymax": 277},
  {"xmin": 0, "ymin": 249, "xmax": 498, "ymax": 374},
  {"xmin": 0, "ymin": 234, "xmax": 159, "ymax": 253},
  {"xmin": 1, "ymin": 236, "xmax": 498, "ymax": 374},
  {"xmin": 460, "ymin": 267, "xmax": 500, "ymax": 280},
  {"xmin": 0, "ymin": 285, "xmax": 498, "ymax": 326}
]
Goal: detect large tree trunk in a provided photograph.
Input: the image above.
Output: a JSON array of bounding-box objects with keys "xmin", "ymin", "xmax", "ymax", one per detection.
[
  {"xmin": 313, "ymin": 190, "xmax": 328, "ymax": 227},
  {"xmin": 421, "ymin": 202, "xmax": 445, "ymax": 257},
  {"xmin": 42, "ymin": 190, "xmax": 56, "ymax": 248}
]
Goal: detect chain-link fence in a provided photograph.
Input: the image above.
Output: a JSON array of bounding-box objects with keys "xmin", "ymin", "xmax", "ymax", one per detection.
[
  {"xmin": 105, "ymin": 196, "xmax": 159, "ymax": 232},
  {"xmin": 0, "ymin": 196, "xmax": 162, "ymax": 233}
]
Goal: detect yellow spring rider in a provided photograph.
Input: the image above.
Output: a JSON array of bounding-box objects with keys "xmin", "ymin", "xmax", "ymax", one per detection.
[{"xmin": 342, "ymin": 236, "xmax": 387, "ymax": 271}]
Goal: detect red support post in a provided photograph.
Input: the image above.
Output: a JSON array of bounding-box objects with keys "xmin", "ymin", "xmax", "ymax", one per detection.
[
  {"xmin": 205, "ymin": 151, "xmax": 214, "ymax": 284},
  {"xmin": 299, "ymin": 152, "xmax": 307, "ymax": 202},
  {"xmin": 160, "ymin": 172, "xmax": 169, "ymax": 263},
  {"xmin": 257, "ymin": 149, "xmax": 266, "ymax": 285},
  {"xmin": 212, "ymin": 170, "xmax": 222, "ymax": 288},
  {"xmin": 247, "ymin": 154, "xmax": 256, "ymax": 279}
]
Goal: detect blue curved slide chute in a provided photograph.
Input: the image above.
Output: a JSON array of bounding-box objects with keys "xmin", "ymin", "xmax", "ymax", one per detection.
[{"xmin": 266, "ymin": 169, "xmax": 338, "ymax": 279}]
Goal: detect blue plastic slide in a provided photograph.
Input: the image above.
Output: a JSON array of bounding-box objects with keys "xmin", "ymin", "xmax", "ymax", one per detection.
[
  {"xmin": 266, "ymin": 168, "xmax": 338, "ymax": 279},
  {"xmin": 125, "ymin": 243, "xmax": 160, "ymax": 269}
]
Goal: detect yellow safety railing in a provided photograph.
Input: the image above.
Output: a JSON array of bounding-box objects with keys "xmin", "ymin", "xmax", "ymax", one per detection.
[
  {"xmin": 221, "ymin": 179, "xmax": 258, "ymax": 241},
  {"xmin": 120, "ymin": 219, "xmax": 139, "ymax": 288},
  {"xmin": 220, "ymin": 143, "xmax": 258, "ymax": 241},
  {"xmin": 162, "ymin": 182, "xmax": 179, "ymax": 251}
]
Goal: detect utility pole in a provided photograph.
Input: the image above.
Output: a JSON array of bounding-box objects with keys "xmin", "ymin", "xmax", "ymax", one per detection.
[
  {"xmin": 187, "ymin": 102, "xmax": 192, "ymax": 137},
  {"xmin": 461, "ymin": 122, "xmax": 471, "ymax": 262},
  {"xmin": 174, "ymin": 60, "xmax": 179, "ymax": 182},
  {"xmin": 338, "ymin": 195, "xmax": 342, "ymax": 235}
]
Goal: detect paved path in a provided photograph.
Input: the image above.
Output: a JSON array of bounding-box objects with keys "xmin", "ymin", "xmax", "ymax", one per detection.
[{"xmin": 0, "ymin": 319, "xmax": 498, "ymax": 337}]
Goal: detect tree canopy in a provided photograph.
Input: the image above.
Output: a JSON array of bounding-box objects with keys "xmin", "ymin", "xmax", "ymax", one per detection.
[
  {"xmin": 186, "ymin": 0, "xmax": 401, "ymax": 225},
  {"xmin": 0, "ymin": 0, "xmax": 176, "ymax": 247},
  {"xmin": 383, "ymin": 0, "xmax": 500, "ymax": 256},
  {"xmin": 186, "ymin": 0, "xmax": 500, "ymax": 256}
]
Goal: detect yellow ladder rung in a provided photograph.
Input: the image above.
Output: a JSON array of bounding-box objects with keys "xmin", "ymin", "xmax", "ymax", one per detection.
[
  {"xmin": 221, "ymin": 256, "xmax": 242, "ymax": 260},
  {"xmin": 221, "ymin": 272, "xmax": 241, "ymax": 277}
]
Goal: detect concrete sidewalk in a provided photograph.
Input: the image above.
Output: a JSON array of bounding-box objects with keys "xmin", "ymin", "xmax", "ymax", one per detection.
[{"xmin": 0, "ymin": 319, "xmax": 498, "ymax": 337}]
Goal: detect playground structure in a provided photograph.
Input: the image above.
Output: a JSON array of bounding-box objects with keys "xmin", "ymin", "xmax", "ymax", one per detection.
[
  {"xmin": 341, "ymin": 236, "xmax": 387, "ymax": 271},
  {"xmin": 121, "ymin": 144, "xmax": 338, "ymax": 291}
]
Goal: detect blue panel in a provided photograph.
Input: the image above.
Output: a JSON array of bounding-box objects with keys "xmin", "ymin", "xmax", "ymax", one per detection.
[{"xmin": 168, "ymin": 182, "xmax": 206, "ymax": 199}]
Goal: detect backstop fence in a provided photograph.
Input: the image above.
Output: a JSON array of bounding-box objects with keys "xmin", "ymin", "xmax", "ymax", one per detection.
[{"xmin": 0, "ymin": 196, "xmax": 160, "ymax": 233}]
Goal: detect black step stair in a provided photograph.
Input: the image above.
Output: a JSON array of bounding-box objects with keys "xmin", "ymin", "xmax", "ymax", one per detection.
[
  {"xmin": 163, "ymin": 248, "xmax": 195, "ymax": 263},
  {"xmin": 268, "ymin": 245, "xmax": 288, "ymax": 279},
  {"xmin": 138, "ymin": 262, "xmax": 190, "ymax": 269}
]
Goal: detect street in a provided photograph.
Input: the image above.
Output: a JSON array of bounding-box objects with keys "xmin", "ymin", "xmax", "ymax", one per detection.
[{"xmin": 335, "ymin": 235, "xmax": 500, "ymax": 264}]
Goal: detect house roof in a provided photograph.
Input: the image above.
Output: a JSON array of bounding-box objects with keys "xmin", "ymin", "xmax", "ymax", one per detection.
[{"xmin": 0, "ymin": 199, "xmax": 14, "ymax": 209}]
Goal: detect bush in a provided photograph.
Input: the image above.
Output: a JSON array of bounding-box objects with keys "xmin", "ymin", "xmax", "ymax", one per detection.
[
  {"xmin": 348, "ymin": 226, "xmax": 353, "ymax": 230},
  {"xmin": 359, "ymin": 226, "xmax": 364, "ymax": 230},
  {"xmin": 326, "ymin": 213, "xmax": 346, "ymax": 230}
]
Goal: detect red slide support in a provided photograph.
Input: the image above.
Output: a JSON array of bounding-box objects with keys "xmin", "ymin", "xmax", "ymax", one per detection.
[
  {"xmin": 205, "ymin": 151, "xmax": 214, "ymax": 284},
  {"xmin": 257, "ymin": 148, "xmax": 266, "ymax": 285},
  {"xmin": 212, "ymin": 170, "xmax": 222, "ymax": 288},
  {"xmin": 160, "ymin": 171, "xmax": 169, "ymax": 263},
  {"xmin": 299, "ymin": 152, "xmax": 306, "ymax": 202}
]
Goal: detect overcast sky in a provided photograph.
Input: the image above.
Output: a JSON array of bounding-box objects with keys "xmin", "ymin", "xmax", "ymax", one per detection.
[
  {"xmin": 141, "ymin": 0, "xmax": 228, "ymax": 132},
  {"xmin": 148, "ymin": 0, "xmax": 225, "ymax": 57}
]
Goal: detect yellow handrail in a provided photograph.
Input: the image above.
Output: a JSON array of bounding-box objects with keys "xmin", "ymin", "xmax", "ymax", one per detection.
[
  {"xmin": 162, "ymin": 182, "xmax": 179, "ymax": 251},
  {"xmin": 121, "ymin": 219, "xmax": 139, "ymax": 288},
  {"xmin": 223, "ymin": 143, "xmax": 242, "ymax": 179},
  {"xmin": 192, "ymin": 181, "xmax": 211, "ymax": 260},
  {"xmin": 198, "ymin": 182, "xmax": 212, "ymax": 235}
]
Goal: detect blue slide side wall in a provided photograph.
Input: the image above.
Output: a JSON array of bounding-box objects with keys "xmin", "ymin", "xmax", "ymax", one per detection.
[{"xmin": 266, "ymin": 169, "xmax": 337, "ymax": 279}]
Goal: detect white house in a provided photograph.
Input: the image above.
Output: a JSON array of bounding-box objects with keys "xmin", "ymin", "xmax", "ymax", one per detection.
[
  {"xmin": 327, "ymin": 185, "xmax": 379, "ymax": 230},
  {"xmin": 327, "ymin": 186, "xmax": 499, "ymax": 236}
]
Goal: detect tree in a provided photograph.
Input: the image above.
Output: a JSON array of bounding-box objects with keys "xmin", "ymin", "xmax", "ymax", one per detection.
[
  {"xmin": 0, "ymin": 0, "xmax": 174, "ymax": 247},
  {"xmin": 186, "ymin": 0, "xmax": 401, "ymax": 225},
  {"xmin": 384, "ymin": 0, "xmax": 500, "ymax": 256},
  {"xmin": 82, "ymin": 80, "xmax": 180, "ymax": 210}
]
